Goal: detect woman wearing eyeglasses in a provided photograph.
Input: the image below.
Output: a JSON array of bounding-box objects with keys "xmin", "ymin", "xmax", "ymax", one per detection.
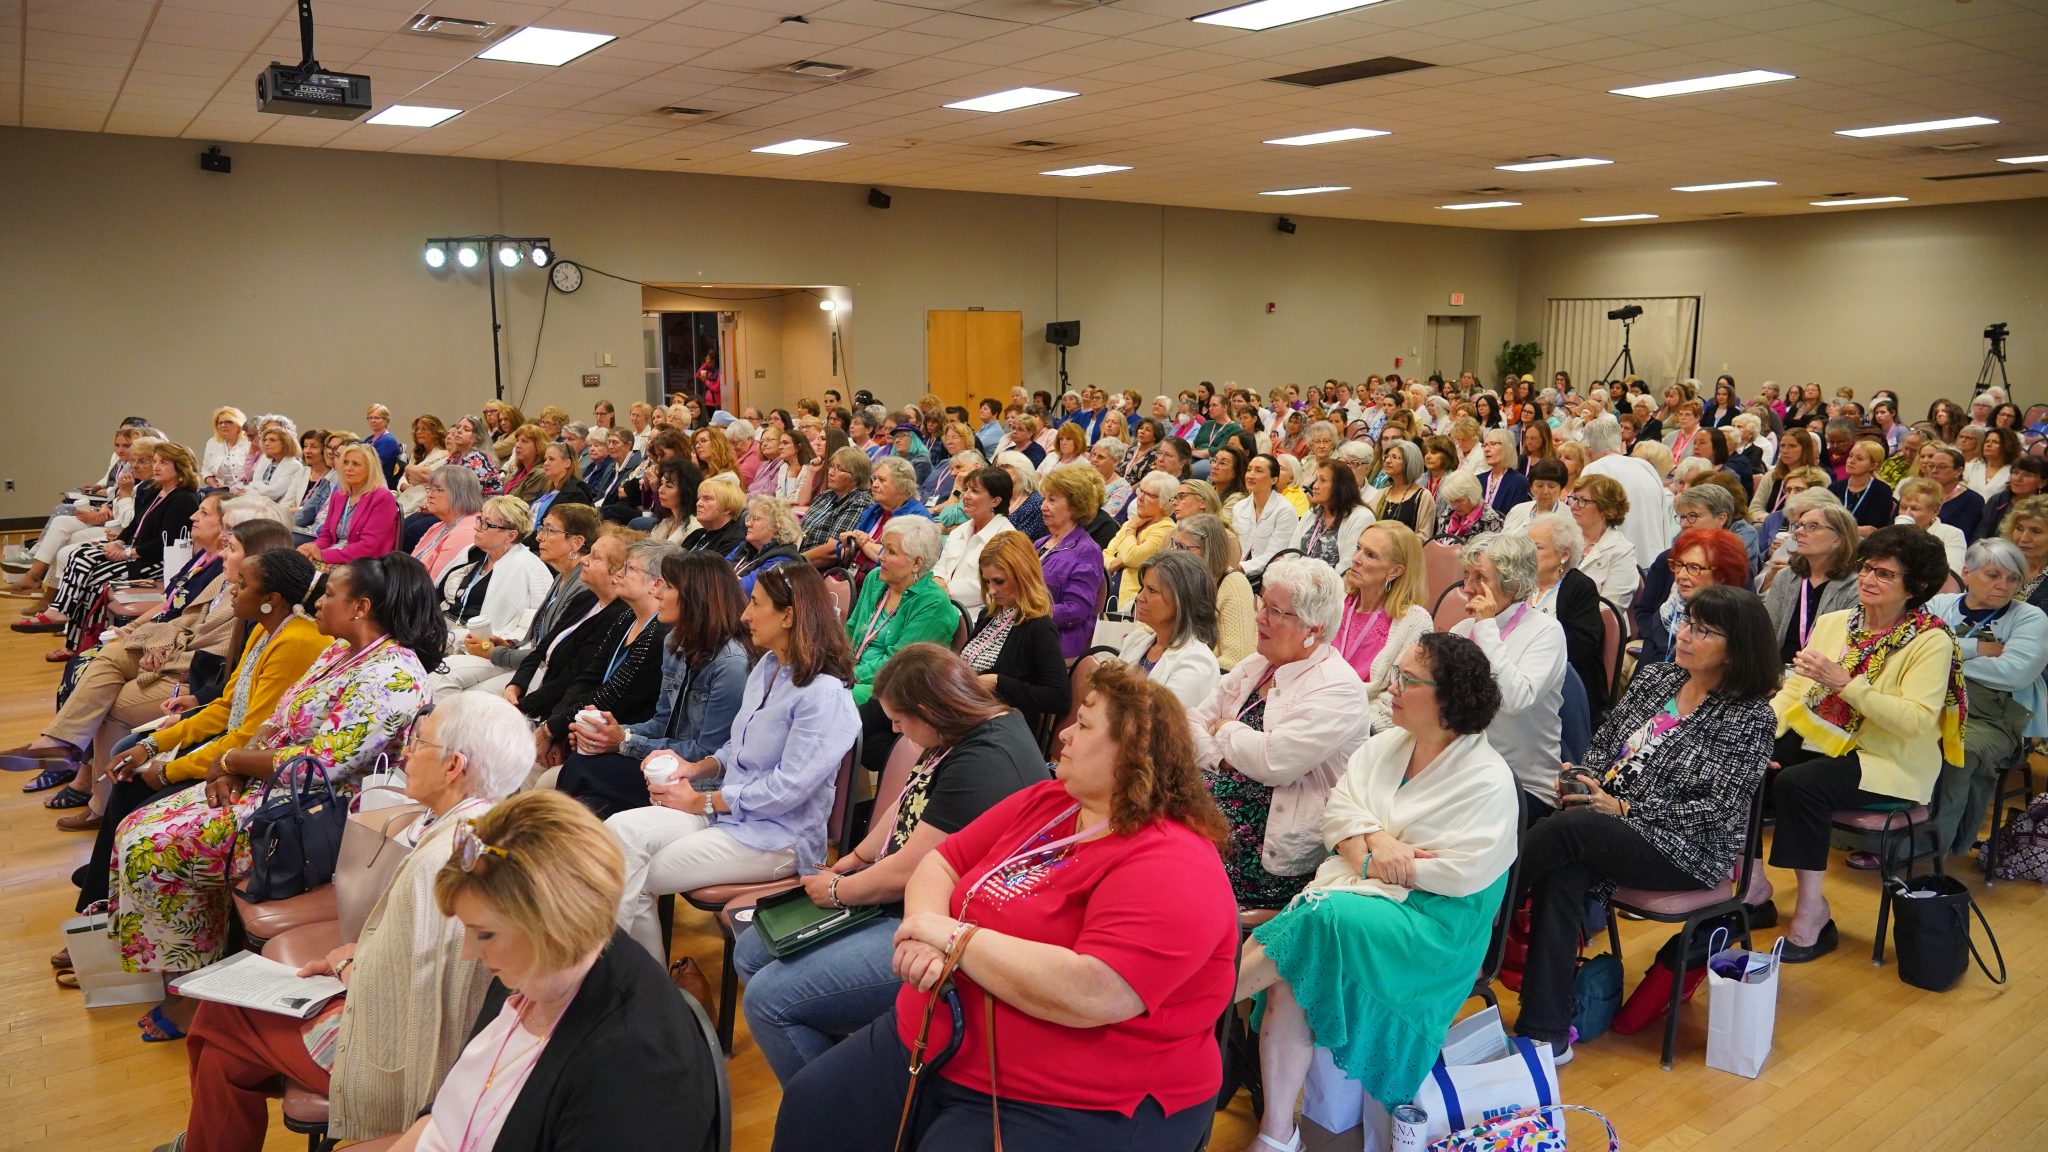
[
  {"xmin": 1237, "ymin": 633, "xmax": 1519, "ymax": 1152},
  {"xmin": 541, "ymin": 540, "xmax": 675, "ymax": 784},
  {"xmin": 1566, "ymin": 474, "xmax": 1642, "ymax": 607},
  {"xmin": 407, "ymin": 465, "xmax": 484, "ymax": 584},
  {"xmin": 1769, "ymin": 525, "xmax": 1964, "ymax": 962},
  {"xmin": 609, "ymin": 563, "xmax": 860, "ymax": 959},
  {"xmin": 110, "ymin": 553, "xmax": 442, "ymax": 1040},
  {"xmin": 1513, "ymin": 586, "xmax": 1779, "ymax": 1059},
  {"xmin": 436, "ymin": 493, "xmax": 552, "ymax": 641},
  {"xmin": 165, "ymin": 693, "xmax": 535, "ymax": 1151},
  {"xmin": 1451, "ymin": 533, "xmax": 1568, "ymax": 826},
  {"xmin": 1760, "ymin": 494, "xmax": 1862, "ymax": 664}
]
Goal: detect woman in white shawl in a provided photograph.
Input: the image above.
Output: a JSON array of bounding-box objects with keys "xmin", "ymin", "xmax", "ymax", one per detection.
[{"xmin": 1235, "ymin": 632, "xmax": 1519, "ymax": 1152}]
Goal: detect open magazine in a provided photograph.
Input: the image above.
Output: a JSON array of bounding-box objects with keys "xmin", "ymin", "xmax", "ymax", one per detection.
[{"xmin": 169, "ymin": 951, "xmax": 346, "ymax": 1019}]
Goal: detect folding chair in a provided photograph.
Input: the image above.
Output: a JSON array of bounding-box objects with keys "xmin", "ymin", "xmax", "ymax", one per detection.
[
  {"xmin": 1040, "ymin": 647, "xmax": 1116, "ymax": 756},
  {"xmin": 1431, "ymin": 584, "xmax": 1469, "ymax": 633},
  {"xmin": 679, "ymin": 977, "xmax": 733, "ymax": 1152},
  {"xmin": 1831, "ymin": 797, "xmax": 1942, "ymax": 966},
  {"xmin": 1983, "ymin": 751, "xmax": 2037, "ymax": 885},
  {"xmin": 1470, "ymin": 854, "xmax": 1523, "ymax": 1010}
]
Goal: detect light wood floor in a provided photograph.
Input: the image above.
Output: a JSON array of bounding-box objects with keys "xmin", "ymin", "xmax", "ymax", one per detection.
[{"xmin": 3, "ymin": 586, "xmax": 2044, "ymax": 1152}]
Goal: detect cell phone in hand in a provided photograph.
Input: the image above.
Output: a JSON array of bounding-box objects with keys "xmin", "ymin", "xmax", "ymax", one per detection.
[{"xmin": 1561, "ymin": 767, "xmax": 1593, "ymax": 796}]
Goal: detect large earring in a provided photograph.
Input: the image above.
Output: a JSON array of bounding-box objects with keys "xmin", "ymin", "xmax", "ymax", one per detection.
[{"xmin": 258, "ymin": 602, "xmax": 274, "ymax": 615}]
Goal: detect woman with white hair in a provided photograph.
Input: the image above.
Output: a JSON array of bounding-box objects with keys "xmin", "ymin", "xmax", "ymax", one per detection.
[
  {"xmin": 1433, "ymin": 470, "xmax": 1504, "ymax": 546},
  {"xmin": 1104, "ymin": 471, "xmax": 1179, "ymax": 612},
  {"xmin": 1451, "ymin": 532, "xmax": 1567, "ymax": 824},
  {"xmin": 995, "ymin": 449, "xmax": 1048, "ymax": 541},
  {"xmin": 848, "ymin": 515, "xmax": 962, "ymax": 766},
  {"xmin": 169, "ymin": 692, "xmax": 535, "ymax": 1150},
  {"xmin": 199, "ymin": 405, "xmax": 252, "ymax": 490},
  {"xmin": 727, "ymin": 494, "xmax": 805, "ymax": 594},
  {"xmin": 836, "ymin": 455, "xmax": 930, "ymax": 578},
  {"xmin": 1478, "ymin": 426, "xmax": 1530, "ymax": 515},
  {"xmin": 1188, "ymin": 556, "xmax": 1373, "ymax": 908},
  {"xmin": 1928, "ymin": 538, "xmax": 2048, "ymax": 856},
  {"xmin": 1526, "ymin": 509, "xmax": 1611, "ymax": 717}
]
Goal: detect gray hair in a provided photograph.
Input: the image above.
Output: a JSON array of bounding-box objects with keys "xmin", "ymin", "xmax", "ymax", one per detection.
[
  {"xmin": 1527, "ymin": 509, "xmax": 1584, "ymax": 571},
  {"xmin": 1384, "ymin": 439, "xmax": 1423, "ymax": 483},
  {"xmin": 726, "ymin": 418, "xmax": 756, "ymax": 442},
  {"xmin": 1308, "ymin": 420, "xmax": 1338, "ymax": 445},
  {"xmin": 1259, "ymin": 555, "xmax": 1344, "ymax": 642},
  {"xmin": 1093, "ymin": 437, "xmax": 1129, "ymax": 463},
  {"xmin": 829, "ymin": 445, "xmax": 873, "ymax": 489},
  {"xmin": 454, "ymin": 414, "xmax": 487, "ymax": 440},
  {"xmin": 1174, "ymin": 513, "xmax": 1238, "ymax": 584},
  {"xmin": 860, "ymin": 403, "xmax": 890, "ymax": 431},
  {"xmin": 1581, "ymin": 416, "xmax": 1623, "ymax": 456},
  {"xmin": 744, "ymin": 494, "xmax": 803, "ymax": 545},
  {"xmin": 626, "ymin": 538, "xmax": 680, "ymax": 576},
  {"xmin": 1136, "ymin": 469, "xmax": 1179, "ymax": 503},
  {"xmin": 1674, "ymin": 481, "xmax": 1738, "ymax": 523},
  {"xmin": 220, "ymin": 493, "xmax": 290, "ymax": 527},
  {"xmin": 882, "ymin": 514, "xmax": 944, "ymax": 578},
  {"xmin": 1439, "ymin": 470, "xmax": 1483, "ymax": 507},
  {"xmin": 1334, "ymin": 440, "xmax": 1375, "ymax": 471},
  {"xmin": 872, "ymin": 455, "xmax": 918, "ymax": 501},
  {"xmin": 995, "ymin": 450, "xmax": 1041, "ymax": 493},
  {"xmin": 949, "ymin": 448, "xmax": 988, "ymax": 472},
  {"xmin": 1137, "ymin": 548, "xmax": 1219, "ymax": 651},
  {"xmin": 1483, "ymin": 426, "xmax": 1520, "ymax": 467},
  {"xmin": 563, "ymin": 421, "xmax": 590, "ymax": 441},
  {"xmin": 1462, "ymin": 531, "xmax": 1539, "ymax": 601},
  {"xmin": 584, "ymin": 426, "xmax": 612, "ymax": 448},
  {"xmin": 425, "ymin": 692, "xmax": 533, "ymax": 802},
  {"xmin": 431, "ymin": 463, "xmax": 485, "ymax": 516},
  {"xmin": 1672, "ymin": 456, "xmax": 1716, "ymax": 485},
  {"xmin": 1965, "ymin": 537, "xmax": 2028, "ymax": 581}
]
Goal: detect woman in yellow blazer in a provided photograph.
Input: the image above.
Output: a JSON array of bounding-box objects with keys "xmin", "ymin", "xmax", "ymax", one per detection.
[
  {"xmin": 1103, "ymin": 471, "xmax": 1179, "ymax": 612},
  {"xmin": 109, "ymin": 550, "xmax": 328, "ymax": 789},
  {"xmin": 1768, "ymin": 525, "xmax": 1964, "ymax": 964}
]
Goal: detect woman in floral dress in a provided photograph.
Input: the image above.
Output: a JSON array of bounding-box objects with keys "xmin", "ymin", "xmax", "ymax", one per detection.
[{"xmin": 109, "ymin": 553, "xmax": 445, "ymax": 1039}]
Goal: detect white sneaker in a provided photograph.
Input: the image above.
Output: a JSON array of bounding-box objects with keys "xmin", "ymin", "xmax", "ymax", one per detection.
[
  {"xmin": 1552, "ymin": 1044, "xmax": 1574, "ymax": 1067},
  {"xmin": 1254, "ymin": 1129, "xmax": 1305, "ymax": 1152}
]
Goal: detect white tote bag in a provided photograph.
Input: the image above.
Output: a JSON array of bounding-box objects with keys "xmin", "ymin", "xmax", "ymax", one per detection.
[
  {"xmin": 1408, "ymin": 1035, "xmax": 1562, "ymax": 1147},
  {"xmin": 1705, "ymin": 929, "xmax": 1784, "ymax": 1078}
]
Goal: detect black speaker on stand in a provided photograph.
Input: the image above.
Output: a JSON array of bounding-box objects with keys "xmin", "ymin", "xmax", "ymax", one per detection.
[{"xmin": 1045, "ymin": 321, "xmax": 1080, "ymax": 392}]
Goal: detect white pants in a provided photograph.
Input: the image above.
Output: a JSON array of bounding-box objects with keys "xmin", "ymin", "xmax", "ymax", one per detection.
[
  {"xmin": 427, "ymin": 653, "xmax": 508, "ymax": 698},
  {"xmin": 607, "ymin": 806, "xmax": 795, "ymax": 960},
  {"xmin": 35, "ymin": 516, "xmax": 107, "ymax": 566}
]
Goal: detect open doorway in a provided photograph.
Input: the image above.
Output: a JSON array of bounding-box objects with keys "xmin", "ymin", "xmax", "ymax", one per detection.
[
  {"xmin": 641, "ymin": 284, "xmax": 847, "ymax": 417},
  {"xmin": 1424, "ymin": 315, "xmax": 1481, "ymax": 381},
  {"xmin": 660, "ymin": 312, "xmax": 723, "ymax": 408}
]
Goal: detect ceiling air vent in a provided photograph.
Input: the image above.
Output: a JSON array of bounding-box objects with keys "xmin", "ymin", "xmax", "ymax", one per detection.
[
  {"xmin": 1924, "ymin": 168, "xmax": 2042, "ymax": 181},
  {"xmin": 404, "ymin": 15, "xmax": 501, "ymax": 40},
  {"xmin": 1269, "ymin": 56, "xmax": 1433, "ymax": 88},
  {"xmin": 659, "ymin": 107, "xmax": 715, "ymax": 120},
  {"xmin": 1929, "ymin": 141, "xmax": 1987, "ymax": 153},
  {"xmin": 778, "ymin": 60, "xmax": 872, "ymax": 82},
  {"xmin": 1010, "ymin": 140, "xmax": 1067, "ymax": 151}
]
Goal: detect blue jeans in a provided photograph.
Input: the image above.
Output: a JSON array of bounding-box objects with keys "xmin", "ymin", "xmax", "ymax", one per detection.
[{"xmin": 735, "ymin": 915, "xmax": 903, "ymax": 1085}]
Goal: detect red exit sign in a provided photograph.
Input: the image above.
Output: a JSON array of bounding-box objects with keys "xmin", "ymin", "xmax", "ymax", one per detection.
[{"xmin": 1449, "ymin": 293, "xmax": 1466, "ymax": 307}]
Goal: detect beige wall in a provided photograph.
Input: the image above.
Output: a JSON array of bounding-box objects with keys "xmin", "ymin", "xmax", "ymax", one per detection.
[{"xmin": 1515, "ymin": 200, "xmax": 2048, "ymax": 420}]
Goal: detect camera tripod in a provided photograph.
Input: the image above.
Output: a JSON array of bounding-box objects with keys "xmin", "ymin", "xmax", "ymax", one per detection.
[
  {"xmin": 1602, "ymin": 317, "xmax": 1637, "ymax": 384},
  {"xmin": 1976, "ymin": 333, "xmax": 2009, "ymax": 394}
]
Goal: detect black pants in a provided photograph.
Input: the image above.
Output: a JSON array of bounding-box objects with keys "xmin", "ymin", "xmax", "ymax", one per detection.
[
  {"xmin": 74, "ymin": 776, "xmax": 200, "ymax": 910},
  {"xmin": 859, "ymin": 695, "xmax": 898, "ymax": 774},
  {"xmin": 773, "ymin": 1011, "xmax": 1214, "ymax": 1152},
  {"xmin": 1768, "ymin": 742, "xmax": 1895, "ymax": 872},
  {"xmin": 557, "ymin": 750, "xmax": 650, "ymax": 820},
  {"xmin": 1513, "ymin": 808, "xmax": 1704, "ymax": 1047}
]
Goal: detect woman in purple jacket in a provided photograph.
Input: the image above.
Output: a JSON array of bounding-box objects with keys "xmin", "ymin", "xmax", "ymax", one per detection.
[
  {"xmin": 299, "ymin": 442, "xmax": 400, "ymax": 564},
  {"xmin": 1036, "ymin": 463, "xmax": 1108, "ymax": 659}
]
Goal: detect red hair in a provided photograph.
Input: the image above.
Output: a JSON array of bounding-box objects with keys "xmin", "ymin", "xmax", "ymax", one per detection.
[{"xmin": 1669, "ymin": 528, "xmax": 1749, "ymax": 589}]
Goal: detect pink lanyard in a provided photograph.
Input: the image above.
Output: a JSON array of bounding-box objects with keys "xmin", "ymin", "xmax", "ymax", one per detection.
[
  {"xmin": 1334, "ymin": 601, "xmax": 1384, "ymax": 653},
  {"xmin": 455, "ymin": 1001, "xmax": 547, "ymax": 1152},
  {"xmin": 1797, "ymin": 579, "xmax": 1817, "ymax": 649},
  {"xmin": 1497, "ymin": 601, "xmax": 1533, "ymax": 641},
  {"xmin": 961, "ymin": 803, "xmax": 1107, "ymax": 916},
  {"xmin": 1483, "ymin": 469, "xmax": 1503, "ymax": 506}
]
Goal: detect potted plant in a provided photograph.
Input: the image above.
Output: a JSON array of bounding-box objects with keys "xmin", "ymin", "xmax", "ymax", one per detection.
[{"xmin": 1496, "ymin": 339, "xmax": 1543, "ymax": 381}]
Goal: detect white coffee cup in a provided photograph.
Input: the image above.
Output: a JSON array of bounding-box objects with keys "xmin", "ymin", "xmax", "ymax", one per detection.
[
  {"xmin": 466, "ymin": 615, "xmax": 492, "ymax": 641},
  {"xmin": 642, "ymin": 751, "xmax": 681, "ymax": 785}
]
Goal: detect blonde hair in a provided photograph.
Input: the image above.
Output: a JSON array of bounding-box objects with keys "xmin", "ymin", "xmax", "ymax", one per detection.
[
  {"xmin": 978, "ymin": 530, "xmax": 1053, "ymax": 619},
  {"xmin": 1364, "ymin": 521, "xmax": 1427, "ymax": 617},
  {"xmin": 482, "ymin": 494, "xmax": 535, "ymax": 536},
  {"xmin": 699, "ymin": 477, "xmax": 746, "ymax": 518},
  {"xmin": 433, "ymin": 791, "xmax": 624, "ymax": 972},
  {"xmin": 744, "ymin": 495, "xmax": 802, "ymax": 545},
  {"xmin": 1896, "ymin": 477, "xmax": 1942, "ymax": 509},
  {"xmin": 211, "ymin": 406, "xmax": 247, "ymax": 430},
  {"xmin": 1632, "ymin": 440, "xmax": 1674, "ymax": 477},
  {"xmin": 333, "ymin": 442, "xmax": 389, "ymax": 492},
  {"xmin": 1043, "ymin": 462, "xmax": 1106, "ymax": 522}
]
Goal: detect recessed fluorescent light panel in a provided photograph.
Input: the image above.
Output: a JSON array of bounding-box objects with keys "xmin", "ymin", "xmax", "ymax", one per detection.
[
  {"xmin": 1194, "ymin": 0, "xmax": 1389, "ymax": 31},
  {"xmin": 1836, "ymin": 117, "xmax": 1997, "ymax": 138},
  {"xmin": 1811, "ymin": 196, "xmax": 1908, "ymax": 206},
  {"xmin": 1609, "ymin": 70, "xmax": 1795, "ymax": 99},
  {"xmin": 1259, "ymin": 185, "xmax": 1349, "ymax": 196},
  {"xmin": 366, "ymin": 104, "xmax": 461, "ymax": 127},
  {"xmin": 1673, "ymin": 180, "xmax": 1778, "ymax": 192},
  {"xmin": 944, "ymin": 87, "xmax": 1077, "ymax": 113},
  {"xmin": 1041, "ymin": 164, "xmax": 1131, "ymax": 177},
  {"xmin": 1439, "ymin": 201, "xmax": 1520, "ymax": 210},
  {"xmin": 1263, "ymin": 127, "xmax": 1389, "ymax": 146},
  {"xmin": 1996, "ymin": 154, "xmax": 2048, "ymax": 165},
  {"xmin": 1497, "ymin": 157, "xmax": 1610, "ymax": 172},
  {"xmin": 751, "ymin": 138, "xmax": 848, "ymax": 156},
  {"xmin": 1581, "ymin": 214, "xmax": 1658, "ymax": 222},
  {"xmin": 476, "ymin": 27, "xmax": 615, "ymax": 66}
]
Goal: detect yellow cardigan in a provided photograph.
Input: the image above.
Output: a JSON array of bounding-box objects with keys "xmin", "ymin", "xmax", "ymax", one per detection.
[
  {"xmin": 1104, "ymin": 515, "xmax": 1175, "ymax": 612},
  {"xmin": 1771, "ymin": 609, "xmax": 1959, "ymax": 803},
  {"xmin": 152, "ymin": 615, "xmax": 330, "ymax": 783}
]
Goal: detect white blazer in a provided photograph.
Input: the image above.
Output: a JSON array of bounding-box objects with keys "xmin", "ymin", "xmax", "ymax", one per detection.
[
  {"xmin": 452, "ymin": 545, "xmax": 555, "ymax": 643},
  {"xmin": 245, "ymin": 456, "xmax": 307, "ymax": 505},
  {"xmin": 931, "ymin": 514, "xmax": 1014, "ymax": 611},
  {"xmin": 1232, "ymin": 492, "xmax": 1302, "ymax": 576},
  {"xmin": 1578, "ymin": 527, "xmax": 1642, "ymax": 607},
  {"xmin": 1287, "ymin": 504, "xmax": 1374, "ymax": 571},
  {"xmin": 1115, "ymin": 627, "xmax": 1221, "ymax": 710},
  {"xmin": 1450, "ymin": 604, "xmax": 1566, "ymax": 802}
]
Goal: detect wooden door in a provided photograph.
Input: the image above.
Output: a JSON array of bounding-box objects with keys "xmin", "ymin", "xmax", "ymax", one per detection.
[{"xmin": 927, "ymin": 310, "xmax": 1022, "ymax": 411}]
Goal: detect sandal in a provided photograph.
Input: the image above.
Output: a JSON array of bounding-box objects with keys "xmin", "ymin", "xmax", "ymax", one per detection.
[
  {"xmin": 139, "ymin": 1005, "xmax": 187, "ymax": 1043},
  {"xmin": 44, "ymin": 785, "xmax": 92, "ymax": 810},
  {"xmin": 45, "ymin": 647, "xmax": 76, "ymax": 663},
  {"xmin": 22, "ymin": 765, "xmax": 78, "ymax": 793},
  {"xmin": 11, "ymin": 611, "xmax": 65, "ymax": 634},
  {"xmin": 54, "ymin": 969, "xmax": 79, "ymax": 990},
  {"xmin": 51, "ymin": 948, "xmax": 71, "ymax": 969}
]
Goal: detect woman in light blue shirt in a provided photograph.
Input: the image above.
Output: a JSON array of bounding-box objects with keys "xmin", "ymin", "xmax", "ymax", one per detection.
[
  {"xmin": 1928, "ymin": 538, "xmax": 2048, "ymax": 856},
  {"xmin": 606, "ymin": 562, "xmax": 860, "ymax": 959}
]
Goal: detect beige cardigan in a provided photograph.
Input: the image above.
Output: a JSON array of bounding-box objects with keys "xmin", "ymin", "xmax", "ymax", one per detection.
[{"xmin": 327, "ymin": 810, "xmax": 494, "ymax": 1141}]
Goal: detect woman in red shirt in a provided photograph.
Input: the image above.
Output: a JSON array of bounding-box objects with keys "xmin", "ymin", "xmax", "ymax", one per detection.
[{"xmin": 771, "ymin": 663, "xmax": 1236, "ymax": 1152}]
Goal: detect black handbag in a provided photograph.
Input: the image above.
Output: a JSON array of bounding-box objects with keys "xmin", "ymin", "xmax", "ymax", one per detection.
[
  {"xmin": 1890, "ymin": 874, "xmax": 2007, "ymax": 992},
  {"xmin": 234, "ymin": 754, "xmax": 350, "ymax": 904}
]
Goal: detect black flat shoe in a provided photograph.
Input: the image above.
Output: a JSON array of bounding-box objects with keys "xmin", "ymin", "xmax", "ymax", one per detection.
[
  {"xmin": 1780, "ymin": 919, "xmax": 1839, "ymax": 964},
  {"xmin": 1745, "ymin": 899, "xmax": 1778, "ymax": 930}
]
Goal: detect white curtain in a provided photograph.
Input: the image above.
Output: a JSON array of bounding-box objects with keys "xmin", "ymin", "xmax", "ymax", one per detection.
[{"xmin": 1543, "ymin": 297, "xmax": 1700, "ymax": 391}]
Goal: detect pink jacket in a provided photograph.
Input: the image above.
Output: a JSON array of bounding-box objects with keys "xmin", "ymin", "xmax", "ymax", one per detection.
[
  {"xmin": 314, "ymin": 485, "xmax": 400, "ymax": 564},
  {"xmin": 411, "ymin": 514, "xmax": 479, "ymax": 583}
]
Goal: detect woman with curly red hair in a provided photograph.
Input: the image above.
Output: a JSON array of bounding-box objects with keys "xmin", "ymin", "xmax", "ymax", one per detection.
[{"xmin": 772, "ymin": 663, "xmax": 1236, "ymax": 1152}]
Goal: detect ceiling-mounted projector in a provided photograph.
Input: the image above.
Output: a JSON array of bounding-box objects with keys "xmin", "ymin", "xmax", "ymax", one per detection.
[{"xmin": 256, "ymin": 0, "xmax": 372, "ymax": 120}]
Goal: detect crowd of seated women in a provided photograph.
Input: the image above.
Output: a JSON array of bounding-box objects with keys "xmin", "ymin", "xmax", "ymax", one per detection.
[{"xmin": 5, "ymin": 376, "xmax": 2042, "ymax": 1152}]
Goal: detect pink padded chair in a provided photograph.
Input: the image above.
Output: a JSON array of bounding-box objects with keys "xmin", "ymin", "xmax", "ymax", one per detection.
[
  {"xmin": 1421, "ymin": 540, "xmax": 1464, "ymax": 608},
  {"xmin": 234, "ymin": 885, "xmax": 338, "ymax": 948}
]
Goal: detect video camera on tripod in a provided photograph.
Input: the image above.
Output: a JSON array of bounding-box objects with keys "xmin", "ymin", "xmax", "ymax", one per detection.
[{"xmin": 1977, "ymin": 321, "xmax": 2009, "ymax": 394}]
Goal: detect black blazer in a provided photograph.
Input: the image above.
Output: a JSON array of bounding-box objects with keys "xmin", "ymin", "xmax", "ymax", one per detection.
[
  {"xmin": 122, "ymin": 485, "xmax": 203, "ymax": 576},
  {"xmin": 545, "ymin": 609, "xmax": 670, "ymax": 739},
  {"xmin": 969, "ymin": 610, "xmax": 1070, "ymax": 734},
  {"xmin": 461, "ymin": 929, "xmax": 717, "ymax": 1152},
  {"xmin": 1632, "ymin": 549, "xmax": 1676, "ymax": 665},
  {"xmin": 515, "ymin": 599, "xmax": 629, "ymax": 725},
  {"xmin": 1554, "ymin": 567, "xmax": 1610, "ymax": 716}
]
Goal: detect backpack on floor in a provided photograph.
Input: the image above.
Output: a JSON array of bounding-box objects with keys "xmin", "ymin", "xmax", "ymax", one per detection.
[{"xmin": 1978, "ymin": 792, "xmax": 2048, "ymax": 883}]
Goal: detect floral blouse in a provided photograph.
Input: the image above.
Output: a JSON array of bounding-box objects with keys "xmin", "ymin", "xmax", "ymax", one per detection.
[{"xmin": 269, "ymin": 637, "xmax": 430, "ymax": 787}]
